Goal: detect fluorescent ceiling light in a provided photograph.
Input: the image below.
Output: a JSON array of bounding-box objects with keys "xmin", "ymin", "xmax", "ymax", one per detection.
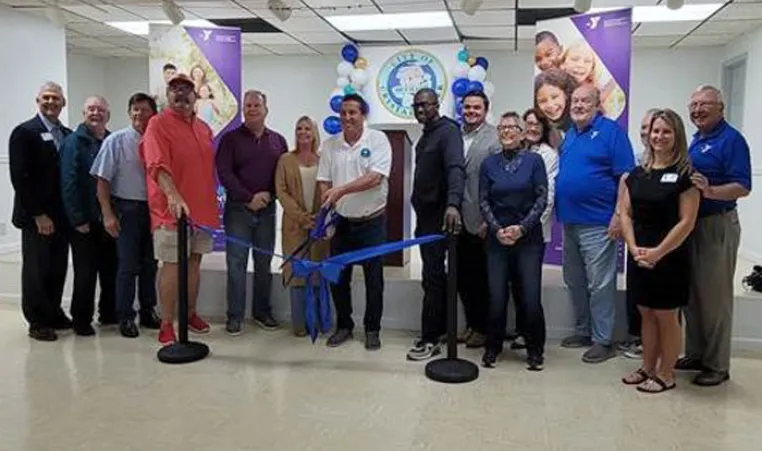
[
  {"xmin": 106, "ymin": 19, "xmax": 216, "ymax": 36},
  {"xmin": 325, "ymin": 11, "xmax": 453, "ymax": 31},
  {"xmin": 591, "ymin": 4, "xmax": 723, "ymax": 22}
]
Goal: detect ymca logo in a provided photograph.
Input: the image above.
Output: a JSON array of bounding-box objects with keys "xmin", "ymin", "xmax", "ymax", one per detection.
[
  {"xmin": 377, "ymin": 49, "xmax": 447, "ymax": 119},
  {"xmin": 200, "ymin": 29, "xmax": 213, "ymax": 41},
  {"xmin": 587, "ymin": 16, "xmax": 601, "ymax": 29}
]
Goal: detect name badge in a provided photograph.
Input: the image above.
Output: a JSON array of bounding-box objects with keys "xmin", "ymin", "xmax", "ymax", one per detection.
[
  {"xmin": 40, "ymin": 132, "xmax": 54, "ymax": 142},
  {"xmin": 660, "ymin": 173, "xmax": 678, "ymax": 183}
]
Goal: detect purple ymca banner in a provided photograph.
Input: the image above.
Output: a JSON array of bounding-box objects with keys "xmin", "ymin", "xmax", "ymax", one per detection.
[
  {"xmin": 149, "ymin": 25, "xmax": 242, "ymax": 250},
  {"xmin": 534, "ymin": 8, "xmax": 632, "ymax": 271}
]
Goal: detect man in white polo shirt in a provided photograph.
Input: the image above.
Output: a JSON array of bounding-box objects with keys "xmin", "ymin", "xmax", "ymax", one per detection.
[{"xmin": 317, "ymin": 93, "xmax": 393, "ymax": 350}]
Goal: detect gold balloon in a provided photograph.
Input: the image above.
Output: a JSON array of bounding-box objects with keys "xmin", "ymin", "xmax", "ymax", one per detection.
[
  {"xmin": 355, "ymin": 57, "xmax": 368, "ymax": 69},
  {"xmin": 467, "ymin": 56, "xmax": 477, "ymax": 66}
]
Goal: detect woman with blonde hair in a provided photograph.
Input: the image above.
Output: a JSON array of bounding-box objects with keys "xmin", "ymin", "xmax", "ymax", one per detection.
[
  {"xmin": 618, "ymin": 109, "xmax": 700, "ymax": 393},
  {"xmin": 275, "ymin": 116, "xmax": 329, "ymax": 336}
]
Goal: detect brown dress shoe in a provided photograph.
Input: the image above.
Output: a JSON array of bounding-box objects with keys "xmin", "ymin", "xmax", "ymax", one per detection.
[{"xmin": 457, "ymin": 328, "xmax": 473, "ymax": 343}]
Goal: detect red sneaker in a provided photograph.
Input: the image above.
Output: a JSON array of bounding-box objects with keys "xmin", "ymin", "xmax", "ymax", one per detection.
[
  {"xmin": 158, "ymin": 322, "xmax": 176, "ymax": 345},
  {"xmin": 188, "ymin": 313, "xmax": 210, "ymax": 334}
]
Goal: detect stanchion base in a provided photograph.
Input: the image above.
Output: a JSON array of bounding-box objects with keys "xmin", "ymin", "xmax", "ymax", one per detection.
[
  {"xmin": 157, "ymin": 341, "xmax": 210, "ymax": 364},
  {"xmin": 425, "ymin": 357, "xmax": 479, "ymax": 384}
]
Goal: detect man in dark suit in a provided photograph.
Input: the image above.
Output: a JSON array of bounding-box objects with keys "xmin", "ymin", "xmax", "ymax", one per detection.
[{"xmin": 9, "ymin": 81, "xmax": 72, "ymax": 341}]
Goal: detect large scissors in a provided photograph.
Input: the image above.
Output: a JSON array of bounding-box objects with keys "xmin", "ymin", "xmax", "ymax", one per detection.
[{"xmin": 280, "ymin": 205, "xmax": 339, "ymax": 286}]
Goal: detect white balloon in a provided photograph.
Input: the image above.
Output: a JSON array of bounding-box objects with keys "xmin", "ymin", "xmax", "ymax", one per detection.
[
  {"xmin": 337, "ymin": 77, "xmax": 350, "ymax": 88},
  {"xmin": 483, "ymin": 80, "xmax": 495, "ymax": 97},
  {"xmin": 486, "ymin": 111, "xmax": 495, "ymax": 125},
  {"xmin": 337, "ymin": 61, "xmax": 354, "ymax": 77},
  {"xmin": 468, "ymin": 65, "xmax": 487, "ymax": 82},
  {"xmin": 452, "ymin": 61, "xmax": 469, "ymax": 79},
  {"xmin": 350, "ymin": 68, "xmax": 369, "ymax": 87}
]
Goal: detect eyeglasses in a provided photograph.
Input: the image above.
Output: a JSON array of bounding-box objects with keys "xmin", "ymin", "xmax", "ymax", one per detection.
[
  {"xmin": 497, "ymin": 125, "xmax": 522, "ymax": 132},
  {"xmin": 688, "ymin": 101, "xmax": 718, "ymax": 110}
]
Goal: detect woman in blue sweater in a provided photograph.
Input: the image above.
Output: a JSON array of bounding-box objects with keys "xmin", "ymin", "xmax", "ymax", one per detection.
[{"xmin": 479, "ymin": 112, "xmax": 549, "ymax": 371}]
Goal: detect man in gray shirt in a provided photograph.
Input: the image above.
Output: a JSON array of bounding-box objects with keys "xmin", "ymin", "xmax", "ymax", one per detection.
[
  {"xmin": 457, "ymin": 90, "xmax": 500, "ymax": 348},
  {"xmin": 90, "ymin": 93, "xmax": 162, "ymax": 338}
]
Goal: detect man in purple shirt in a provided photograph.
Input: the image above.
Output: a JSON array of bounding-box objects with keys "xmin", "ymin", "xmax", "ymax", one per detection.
[{"xmin": 216, "ymin": 90, "xmax": 287, "ymax": 335}]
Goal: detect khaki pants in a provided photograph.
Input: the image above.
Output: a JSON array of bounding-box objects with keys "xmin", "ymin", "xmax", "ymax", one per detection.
[
  {"xmin": 153, "ymin": 227, "xmax": 213, "ymax": 264},
  {"xmin": 685, "ymin": 209, "xmax": 741, "ymax": 372}
]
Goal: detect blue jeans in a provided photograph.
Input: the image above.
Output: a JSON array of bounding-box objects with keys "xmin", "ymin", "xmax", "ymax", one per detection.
[
  {"xmin": 486, "ymin": 237, "xmax": 546, "ymax": 357},
  {"xmin": 224, "ymin": 202, "xmax": 276, "ymax": 321},
  {"xmin": 330, "ymin": 214, "xmax": 386, "ymax": 332},
  {"xmin": 113, "ymin": 199, "xmax": 157, "ymax": 321},
  {"xmin": 290, "ymin": 285, "xmax": 320, "ymax": 329},
  {"xmin": 562, "ymin": 224, "xmax": 618, "ymax": 345}
]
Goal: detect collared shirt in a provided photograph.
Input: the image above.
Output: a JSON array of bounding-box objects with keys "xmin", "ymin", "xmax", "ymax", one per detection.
[
  {"xmin": 216, "ymin": 125, "xmax": 288, "ymax": 203},
  {"xmin": 90, "ymin": 126, "xmax": 147, "ymax": 201},
  {"xmin": 556, "ymin": 113, "xmax": 635, "ymax": 226},
  {"xmin": 140, "ymin": 109, "xmax": 219, "ymax": 230},
  {"xmin": 38, "ymin": 112, "xmax": 64, "ymax": 150},
  {"xmin": 689, "ymin": 119, "xmax": 751, "ymax": 217},
  {"xmin": 316, "ymin": 127, "xmax": 392, "ymax": 218}
]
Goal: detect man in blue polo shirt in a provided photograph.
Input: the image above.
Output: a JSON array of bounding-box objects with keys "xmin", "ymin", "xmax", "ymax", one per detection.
[
  {"xmin": 676, "ymin": 85, "xmax": 751, "ymax": 387},
  {"xmin": 556, "ymin": 84, "xmax": 635, "ymax": 363}
]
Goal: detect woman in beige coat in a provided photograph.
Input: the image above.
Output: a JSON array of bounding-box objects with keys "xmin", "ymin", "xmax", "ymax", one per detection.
[{"xmin": 275, "ymin": 116, "xmax": 330, "ymax": 336}]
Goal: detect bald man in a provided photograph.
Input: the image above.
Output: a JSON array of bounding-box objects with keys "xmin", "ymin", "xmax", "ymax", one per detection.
[
  {"xmin": 676, "ymin": 85, "xmax": 751, "ymax": 386},
  {"xmin": 556, "ymin": 84, "xmax": 635, "ymax": 364},
  {"xmin": 60, "ymin": 95, "xmax": 117, "ymax": 336},
  {"xmin": 9, "ymin": 82, "xmax": 73, "ymax": 341}
]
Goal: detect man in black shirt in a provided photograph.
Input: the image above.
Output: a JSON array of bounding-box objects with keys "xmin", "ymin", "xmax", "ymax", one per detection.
[{"xmin": 406, "ymin": 88, "xmax": 465, "ymax": 361}]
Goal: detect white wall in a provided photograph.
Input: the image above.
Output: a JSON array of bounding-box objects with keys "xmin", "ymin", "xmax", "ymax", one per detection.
[
  {"xmin": 66, "ymin": 54, "xmax": 106, "ymax": 125},
  {"xmin": 724, "ymin": 27, "xmax": 762, "ymax": 261},
  {"xmin": 0, "ymin": 6, "xmax": 67, "ymax": 252}
]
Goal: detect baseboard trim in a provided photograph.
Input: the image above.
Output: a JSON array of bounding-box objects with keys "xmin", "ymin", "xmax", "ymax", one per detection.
[{"xmin": 0, "ymin": 242, "xmax": 20, "ymax": 255}]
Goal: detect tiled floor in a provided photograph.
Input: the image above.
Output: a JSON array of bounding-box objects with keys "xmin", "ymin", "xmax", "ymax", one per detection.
[{"xmin": 1, "ymin": 302, "xmax": 761, "ymax": 451}]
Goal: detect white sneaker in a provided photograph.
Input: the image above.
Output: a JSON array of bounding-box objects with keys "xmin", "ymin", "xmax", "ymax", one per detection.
[{"xmin": 406, "ymin": 342, "xmax": 441, "ymax": 361}]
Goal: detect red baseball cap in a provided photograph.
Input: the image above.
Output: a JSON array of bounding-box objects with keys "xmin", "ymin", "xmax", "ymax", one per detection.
[{"xmin": 168, "ymin": 73, "xmax": 194, "ymax": 88}]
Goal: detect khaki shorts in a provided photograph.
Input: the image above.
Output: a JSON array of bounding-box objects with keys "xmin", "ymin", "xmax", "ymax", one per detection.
[{"xmin": 153, "ymin": 227, "xmax": 214, "ymax": 263}]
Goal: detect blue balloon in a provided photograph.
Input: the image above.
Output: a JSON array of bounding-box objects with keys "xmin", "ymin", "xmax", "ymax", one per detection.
[
  {"xmin": 467, "ymin": 80, "xmax": 484, "ymax": 93},
  {"xmin": 455, "ymin": 98, "xmax": 464, "ymax": 115},
  {"xmin": 343, "ymin": 85, "xmax": 356, "ymax": 95},
  {"xmin": 457, "ymin": 48, "xmax": 469, "ymax": 63},
  {"xmin": 475, "ymin": 56, "xmax": 489, "ymax": 70},
  {"xmin": 323, "ymin": 116, "xmax": 342, "ymax": 135},
  {"xmin": 329, "ymin": 95, "xmax": 343, "ymax": 114},
  {"xmin": 341, "ymin": 44, "xmax": 359, "ymax": 63},
  {"xmin": 451, "ymin": 78, "xmax": 469, "ymax": 97}
]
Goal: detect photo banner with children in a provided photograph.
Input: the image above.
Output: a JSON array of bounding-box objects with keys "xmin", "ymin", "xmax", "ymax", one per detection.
[
  {"xmin": 534, "ymin": 8, "xmax": 632, "ymax": 270},
  {"xmin": 148, "ymin": 24, "xmax": 242, "ymax": 250}
]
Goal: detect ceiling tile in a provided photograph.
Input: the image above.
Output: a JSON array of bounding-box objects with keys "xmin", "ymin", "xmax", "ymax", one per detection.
[
  {"xmin": 695, "ymin": 19, "xmax": 762, "ymax": 36},
  {"xmin": 713, "ymin": 3, "xmax": 762, "ymax": 21},
  {"xmin": 344, "ymin": 30, "xmax": 405, "ymax": 42},
  {"xmin": 634, "ymin": 21, "xmax": 698, "ymax": 37},
  {"xmin": 242, "ymin": 32, "xmax": 299, "ymax": 45},
  {"xmin": 400, "ymin": 27, "xmax": 459, "ymax": 43},
  {"xmin": 118, "ymin": 4, "xmax": 172, "ymax": 21},
  {"xmin": 311, "ymin": 44, "xmax": 344, "ymax": 55},
  {"xmin": 303, "ymin": 0, "xmax": 376, "ymax": 8},
  {"xmin": 517, "ymin": 39, "xmax": 535, "ymax": 51},
  {"xmin": 99, "ymin": 35, "xmax": 149, "ymax": 48},
  {"xmin": 446, "ymin": 0, "xmax": 517, "ymax": 10},
  {"xmin": 463, "ymin": 39, "xmax": 515, "ymax": 51},
  {"xmin": 631, "ymin": 35, "xmax": 679, "ymax": 48},
  {"xmin": 452, "ymin": 10, "xmax": 514, "ymax": 27},
  {"xmin": 242, "ymin": 44, "xmax": 273, "ymax": 55},
  {"xmin": 373, "ymin": 0, "xmax": 444, "ymax": 13},
  {"xmin": 261, "ymin": 43, "xmax": 319, "ymax": 55},
  {"xmin": 67, "ymin": 37, "xmax": 122, "ymax": 50},
  {"xmin": 179, "ymin": 2, "xmax": 255, "ymax": 19},
  {"xmin": 460, "ymin": 26, "xmax": 513, "ymax": 39},
  {"xmin": 516, "ymin": 25, "xmax": 535, "ymax": 40},
  {"xmin": 12, "ymin": 5, "xmax": 88, "ymax": 23},
  {"xmin": 60, "ymin": 5, "xmax": 143, "ymax": 22},
  {"xmin": 257, "ymin": 14, "xmax": 335, "ymax": 32},
  {"xmin": 676, "ymin": 34, "xmax": 733, "ymax": 47},
  {"xmin": 288, "ymin": 30, "xmax": 348, "ymax": 44}
]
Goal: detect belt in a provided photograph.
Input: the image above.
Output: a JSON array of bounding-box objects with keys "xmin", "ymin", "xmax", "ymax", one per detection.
[
  {"xmin": 699, "ymin": 206, "xmax": 736, "ymax": 219},
  {"xmin": 343, "ymin": 208, "xmax": 385, "ymax": 223}
]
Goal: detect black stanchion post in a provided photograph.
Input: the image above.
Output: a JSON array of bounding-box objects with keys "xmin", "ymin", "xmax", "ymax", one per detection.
[
  {"xmin": 157, "ymin": 212, "xmax": 210, "ymax": 364},
  {"xmin": 425, "ymin": 233, "xmax": 479, "ymax": 384}
]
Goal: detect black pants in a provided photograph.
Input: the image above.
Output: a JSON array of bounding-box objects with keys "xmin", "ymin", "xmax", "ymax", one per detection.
[
  {"xmin": 509, "ymin": 279, "xmax": 526, "ymax": 337},
  {"xmin": 21, "ymin": 227, "xmax": 69, "ymax": 328},
  {"xmin": 416, "ymin": 212, "xmax": 449, "ymax": 344},
  {"xmin": 456, "ymin": 231, "xmax": 489, "ymax": 334},
  {"xmin": 69, "ymin": 222, "xmax": 117, "ymax": 326},
  {"xmin": 486, "ymin": 238, "xmax": 546, "ymax": 357},
  {"xmin": 114, "ymin": 199, "xmax": 157, "ymax": 321},
  {"xmin": 330, "ymin": 214, "xmax": 386, "ymax": 333}
]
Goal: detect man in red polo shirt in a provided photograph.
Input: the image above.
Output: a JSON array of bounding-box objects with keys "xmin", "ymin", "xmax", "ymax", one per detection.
[{"xmin": 140, "ymin": 73, "xmax": 219, "ymax": 345}]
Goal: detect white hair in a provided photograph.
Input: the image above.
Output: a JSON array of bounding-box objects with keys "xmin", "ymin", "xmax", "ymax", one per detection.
[
  {"xmin": 694, "ymin": 84, "xmax": 725, "ymax": 105},
  {"xmin": 37, "ymin": 81, "xmax": 64, "ymax": 98},
  {"xmin": 83, "ymin": 95, "xmax": 110, "ymax": 111}
]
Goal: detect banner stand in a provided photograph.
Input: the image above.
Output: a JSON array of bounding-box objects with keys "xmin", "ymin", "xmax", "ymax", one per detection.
[
  {"xmin": 157, "ymin": 213, "xmax": 210, "ymax": 364},
  {"xmin": 425, "ymin": 235, "xmax": 479, "ymax": 384}
]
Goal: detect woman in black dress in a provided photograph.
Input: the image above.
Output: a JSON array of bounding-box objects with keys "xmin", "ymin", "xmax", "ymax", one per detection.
[{"xmin": 617, "ymin": 109, "xmax": 700, "ymax": 394}]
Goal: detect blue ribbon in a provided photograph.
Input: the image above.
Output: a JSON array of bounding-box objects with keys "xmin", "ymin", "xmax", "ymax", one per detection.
[{"xmin": 191, "ymin": 214, "xmax": 446, "ymax": 342}]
